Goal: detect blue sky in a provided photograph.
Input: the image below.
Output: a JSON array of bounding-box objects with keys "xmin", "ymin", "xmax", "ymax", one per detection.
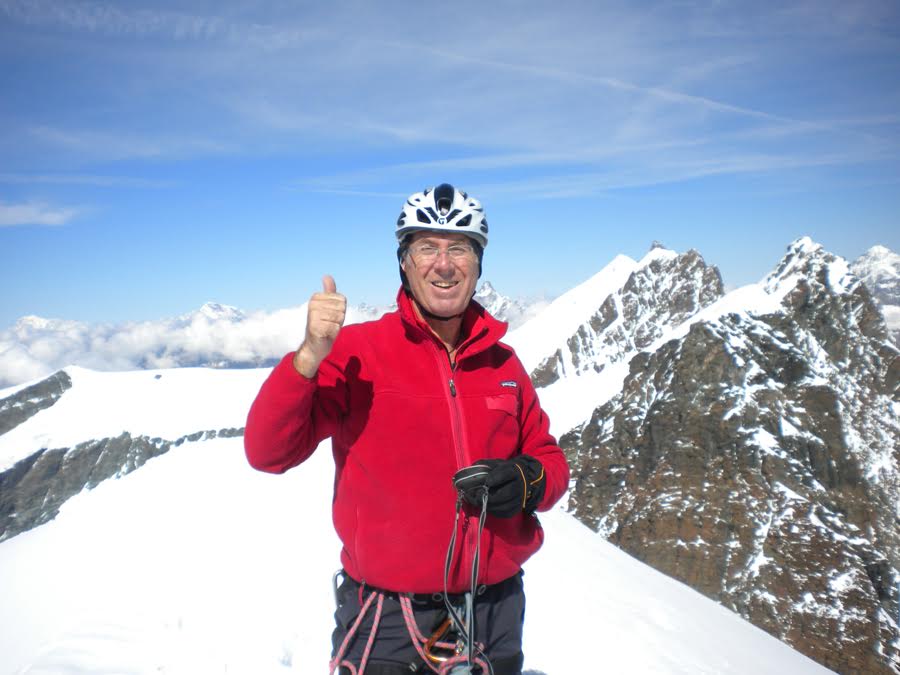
[{"xmin": 1, "ymin": 0, "xmax": 899, "ymax": 326}]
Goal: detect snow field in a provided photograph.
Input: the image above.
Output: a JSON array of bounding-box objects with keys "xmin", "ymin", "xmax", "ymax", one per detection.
[{"xmin": 1, "ymin": 406, "xmax": 832, "ymax": 673}]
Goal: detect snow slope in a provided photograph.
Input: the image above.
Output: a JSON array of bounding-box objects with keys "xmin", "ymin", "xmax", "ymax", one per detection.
[
  {"xmin": 0, "ymin": 366, "xmax": 832, "ymax": 674},
  {"xmin": 508, "ymin": 254, "xmax": 638, "ymax": 374}
]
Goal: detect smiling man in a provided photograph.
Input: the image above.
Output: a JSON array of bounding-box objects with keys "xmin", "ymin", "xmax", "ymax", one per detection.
[{"xmin": 245, "ymin": 184, "xmax": 569, "ymax": 675}]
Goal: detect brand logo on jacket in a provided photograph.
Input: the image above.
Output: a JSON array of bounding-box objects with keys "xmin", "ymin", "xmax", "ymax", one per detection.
[{"xmin": 500, "ymin": 380, "xmax": 518, "ymax": 388}]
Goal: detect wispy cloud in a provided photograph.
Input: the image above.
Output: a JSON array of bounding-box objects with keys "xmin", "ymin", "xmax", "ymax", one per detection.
[
  {"xmin": 302, "ymin": 188, "xmax": 408, "ymax": 199},
  {"xmin": 0, "ymin": 173, "xmax": 175, "ymax": 188},
  {"xmin": 460, "ymin": 149, "xmax": 880, "ymax": 200},
  {"xmin": 1, "ymin": 0, "xmax": 229, "ymax": 40},
  {"xmin": 299, "ymin": 138, "xmax": 710, "ymax": 187},
  {"xmin": 0, "ymin": 200, "xmax": 81, "ymax": 227},
  {"xmin": 298, "ymin": 127, "xmax": 889, "ymax": 200},
  {"xmin": 0, "ymin": 0, "xmax": 326, "ymax": 46},
  {"xmin": 28, "ymin": 126, "xmax": 232, "ymax": 161},
  {"xmin": 383, "ymin": 41, "xmax": 789, "ymax": 124},
  {"xmin": 3, "ymin": 1, "xmax": 898, "ymax": 195}
]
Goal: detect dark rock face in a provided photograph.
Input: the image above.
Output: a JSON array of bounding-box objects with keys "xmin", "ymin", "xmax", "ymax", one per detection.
[
  {"xmin": 0, "ymin": 426, "xmax": 244, "ymax": 542},
  {"xmin": 531, "ymin": 349, "xmax": 564, "ymax": 388},
  {"xmin": 531, "ymin": 249, "xmax": 723, "ymax": 388},
  {"xmin": 562, "ymin": 241, "xmax": 900, "ymax": 674},
  {"xmin": 0, "ymin": 371, "xmax": 72, "ymax": 436}
]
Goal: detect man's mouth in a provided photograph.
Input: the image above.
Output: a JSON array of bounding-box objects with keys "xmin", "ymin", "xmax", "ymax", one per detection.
[{"xmin": 431, "ymin": 281, "xmax": 458, "ymax": 289}]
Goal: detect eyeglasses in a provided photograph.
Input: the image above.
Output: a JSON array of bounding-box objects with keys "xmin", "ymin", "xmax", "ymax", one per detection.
[{"xmin": 409, "ymin": 243, "xmax": 475, "ymax": 263}]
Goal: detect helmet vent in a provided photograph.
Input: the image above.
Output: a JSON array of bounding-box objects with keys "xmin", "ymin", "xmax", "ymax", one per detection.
[
  {"xmin": 433, "ymin": 183, "xmax": 455, "ymax": 215},
  {"xmin": 416, "ymin": 209, "xmax": 431, "ymax": 224},
  {"xmin": 456, "ymin": 214, "xmax": 472, "ymax": 229}
]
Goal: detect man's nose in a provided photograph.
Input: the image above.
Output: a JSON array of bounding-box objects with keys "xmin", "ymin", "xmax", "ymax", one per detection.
[{"xmin": 432, "ymin": 251, "xmax": 454, "ymax": 270}]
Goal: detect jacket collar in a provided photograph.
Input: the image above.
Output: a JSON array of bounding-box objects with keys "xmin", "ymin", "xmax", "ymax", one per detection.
[{"xmin": 396, "ymin": 287, "xmax": 508, "ymax": 360}]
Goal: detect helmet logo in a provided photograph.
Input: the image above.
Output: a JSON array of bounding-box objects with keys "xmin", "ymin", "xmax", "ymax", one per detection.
[{"xmin": 438, "ymin": 217, "xmax": 447, "ymax": 225}]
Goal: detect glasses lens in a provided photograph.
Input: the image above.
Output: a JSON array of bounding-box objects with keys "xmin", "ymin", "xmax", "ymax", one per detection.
[{"xmin": 411, "ymin": 244, "xmax": 474, "ymax": 262}]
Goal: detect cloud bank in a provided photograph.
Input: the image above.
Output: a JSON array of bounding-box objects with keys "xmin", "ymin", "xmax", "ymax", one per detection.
[
  {"xmin": 0, "ymin": 302, "xmax": 389, "ymax": 389},
  {"xmin": 0, "ymin": 281, "xmax": 546, "ymax": 389}
]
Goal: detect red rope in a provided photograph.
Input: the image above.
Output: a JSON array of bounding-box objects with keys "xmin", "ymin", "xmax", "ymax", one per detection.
[
  {"xmin": 331, "ymin": 590, "xmax": 490, "ymax": 675},
  {"xmin": 329, "ymin": 589, "xmax": 385, "ymax": 675}
]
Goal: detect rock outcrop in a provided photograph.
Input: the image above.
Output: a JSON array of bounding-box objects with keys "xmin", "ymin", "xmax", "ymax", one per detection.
[
  {"xmin": 0, "ymin": 370, "xmax": 71, "ymax": 436},
  {"xmin": 0, "ymin": 426, "xmax": 245, "ymax": 542}
]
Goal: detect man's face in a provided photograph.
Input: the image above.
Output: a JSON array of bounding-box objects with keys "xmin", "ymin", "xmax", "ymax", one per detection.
[{"xmin": 401, "ymin": 231, "xmax": 480, "ymax": 319}]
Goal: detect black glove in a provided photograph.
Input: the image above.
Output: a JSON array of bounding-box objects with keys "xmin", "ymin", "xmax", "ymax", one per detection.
[{"xmin": 458, "ymin": 455, "xmax": 546, "ymax": 518}]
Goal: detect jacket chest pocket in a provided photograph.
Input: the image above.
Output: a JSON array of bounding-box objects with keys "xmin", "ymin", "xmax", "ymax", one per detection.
[
  {"xmin": 470, "ymin": 392, "xmax": 521, "ymax": 458},
  {"xmin": 485, "ymin": 393, "xmax": 520, "ymax": 417}
]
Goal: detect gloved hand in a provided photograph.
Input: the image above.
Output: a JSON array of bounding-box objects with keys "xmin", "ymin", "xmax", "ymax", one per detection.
[{"xmin": 459, "ymin": 455, "xmax": 546, "ymax": 518}]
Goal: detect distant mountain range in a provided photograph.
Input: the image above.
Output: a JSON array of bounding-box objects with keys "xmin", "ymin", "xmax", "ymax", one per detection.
[{"xmin": 0, "ymin": 284, "xmax": 541, "ymax": 389}]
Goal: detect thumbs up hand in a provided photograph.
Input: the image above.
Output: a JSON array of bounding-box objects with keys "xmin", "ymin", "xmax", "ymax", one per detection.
[{"xmin": 293, "ymin": 275, "xmax": 347, "ymax": 378}]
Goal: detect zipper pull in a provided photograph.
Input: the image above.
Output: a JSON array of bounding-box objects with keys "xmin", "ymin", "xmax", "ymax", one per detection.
[{"xmin": 449, "ymin": 379, "xmax": 457, "ymax": 397}]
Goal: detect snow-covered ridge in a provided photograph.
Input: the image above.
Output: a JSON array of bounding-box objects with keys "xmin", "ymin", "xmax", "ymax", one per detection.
[
  {"xmin": 0, "ymin": 371, "xmax": 831, "ymax": 673},
  {"xmin": 0, "ymin": 365, "xmax": 267, "ymax": 473}
]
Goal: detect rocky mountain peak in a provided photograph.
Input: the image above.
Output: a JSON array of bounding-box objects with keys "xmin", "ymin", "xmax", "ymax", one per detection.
[
  {"xmin": 852, "ymin": 245, "xmax": 900, "ymax": 347},
  {"xmin": 528, "ymin": 246, "xmax": 723, "ymax": 390},
  {"xmin": 195, "ymin": 302, "xmax": 245, "ymax": 322},
  {"xmin": 764, "ymin": 237, "xmax": 849, "ymax": 294},
  {"xmin": 561, "ymin": 239, "xmax": 900, "ymax": 674},
  {"xmin": 854, "ymin": 245, "xmax": 900, "ymax": 282},
  {"xmin": 474, "ymin": 281, "xmax": 531, "ymax": 328}
]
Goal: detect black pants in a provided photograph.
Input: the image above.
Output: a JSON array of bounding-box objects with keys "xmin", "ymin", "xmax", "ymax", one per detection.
[{"xmin": 332, "ymin": 572, "xmax": 526, "ymax": 675}]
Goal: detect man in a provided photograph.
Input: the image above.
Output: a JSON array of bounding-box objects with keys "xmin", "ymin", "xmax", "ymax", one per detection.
[{"xmin": 245, "ymin": 184, "xmax": 569, "ymax": 675}]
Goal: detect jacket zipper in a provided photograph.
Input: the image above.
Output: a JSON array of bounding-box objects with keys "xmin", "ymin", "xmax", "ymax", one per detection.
[
  {"xmin": 433, "ymin": 345, "xmax": 467, "ymax": 469},
  {"xmin": 429, "ymin": 342, "xmax": 475, "ymax": 588}
]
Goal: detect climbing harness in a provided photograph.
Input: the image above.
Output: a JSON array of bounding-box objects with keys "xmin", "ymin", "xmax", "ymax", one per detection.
[{"xmin": 329, "ymin": 465, "xmax": 496, "ymax": 675}]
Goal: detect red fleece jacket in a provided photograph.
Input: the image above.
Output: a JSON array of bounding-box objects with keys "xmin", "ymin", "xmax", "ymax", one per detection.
[{"xmin": 245, "ymin": 289, "xmax": 569, "ymax": 593}]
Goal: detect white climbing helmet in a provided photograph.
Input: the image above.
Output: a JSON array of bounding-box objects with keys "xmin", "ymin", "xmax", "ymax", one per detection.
[{"xmin": 395, "ymin": 183, "xmax": 489, "ymax": 248}]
